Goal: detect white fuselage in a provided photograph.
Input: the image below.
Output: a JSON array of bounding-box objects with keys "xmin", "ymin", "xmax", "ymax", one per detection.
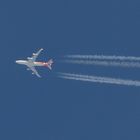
[{"xmin": 15, "ymin": 60, "xmax": 46, "ymax": 67}]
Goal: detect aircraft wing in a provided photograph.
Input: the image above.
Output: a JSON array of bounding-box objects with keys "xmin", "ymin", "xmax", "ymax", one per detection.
[
  {"xmin": 28, "ymin": 66, "xmax": 41, "ymax": 78},
  {"xmin": 28, "ymin": 48, "xmax": 43, "ymax": 62}
]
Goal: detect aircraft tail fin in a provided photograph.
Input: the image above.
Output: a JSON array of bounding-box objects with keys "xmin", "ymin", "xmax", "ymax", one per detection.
[{"xmin": 46, "ymin": 59, "xmax": 53, "ymax": 70}]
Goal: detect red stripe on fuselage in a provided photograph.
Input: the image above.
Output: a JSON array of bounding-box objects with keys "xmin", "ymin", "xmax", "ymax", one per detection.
[
  {"xmin": 34, "ymin": 62, "xmax": 48, "ymax": 67},
  {"xmin": 35, "ymin": 62, "xmax": 45, "ymax": 64}
]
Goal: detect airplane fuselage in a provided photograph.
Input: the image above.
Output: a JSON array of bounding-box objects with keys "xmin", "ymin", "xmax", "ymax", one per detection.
[{"xmin": 16, "ymin": 60, "xmax": 47, "ymax": 67}]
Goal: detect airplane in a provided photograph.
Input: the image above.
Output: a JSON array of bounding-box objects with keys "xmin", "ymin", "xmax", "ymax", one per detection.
[{"xmin": 15, "ymin": 48, "xmax": 53, "ymax": 78}]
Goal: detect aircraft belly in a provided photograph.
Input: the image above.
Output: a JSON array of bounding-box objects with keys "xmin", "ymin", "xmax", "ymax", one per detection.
[{"xmin": 34, "ymin": 62, "xmax": 44, "ymax": 66}]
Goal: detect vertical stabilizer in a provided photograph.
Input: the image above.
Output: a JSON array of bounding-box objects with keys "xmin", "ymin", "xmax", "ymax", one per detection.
[{"xmin": 47, "ymin": 59, "xmax": 53, "ymax": 70}]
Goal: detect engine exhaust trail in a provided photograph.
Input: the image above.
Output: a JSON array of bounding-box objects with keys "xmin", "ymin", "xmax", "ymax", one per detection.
[
  {"xmin": 58, "ymin": 73, "xmax": 140, "ymax": 87},
  {"xmin": 60, "ymin": 60, "xmax": 140, "ymax": 68},
  {"xmin": 64, "ymin": 55, "xmax": 140, "ymax": 61}
]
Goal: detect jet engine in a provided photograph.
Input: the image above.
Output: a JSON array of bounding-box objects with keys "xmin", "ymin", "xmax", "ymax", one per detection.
[
  {"xmin": 27, "ymin": 57, "xmax": 32, "ymax": 60},
  {"xmin": 33, "ymin": 53, "xmax": 37, "ymax": 56}
]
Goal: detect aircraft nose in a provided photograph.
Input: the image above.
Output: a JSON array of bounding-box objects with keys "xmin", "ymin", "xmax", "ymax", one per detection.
[{"xmin": 15, "ymin": 60, "xmax": 20, "ymax": 64}]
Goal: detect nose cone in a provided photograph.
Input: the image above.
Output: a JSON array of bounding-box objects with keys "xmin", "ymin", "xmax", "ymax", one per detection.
[{"xmin": 15, "ymin": 60, "xmax": 20, "ymax": 64}]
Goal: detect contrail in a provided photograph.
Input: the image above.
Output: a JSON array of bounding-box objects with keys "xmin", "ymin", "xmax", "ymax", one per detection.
[
  {"xmin": 64, "ymin": 55, "xmax": 140, "ymax": 61},
  {"xmin": 61, "ymin": 60, "xmax": 140, "ymax": 68},
  {"xmin": 58, "ymin": 73, "xmax": 140, "ymax": 87}
]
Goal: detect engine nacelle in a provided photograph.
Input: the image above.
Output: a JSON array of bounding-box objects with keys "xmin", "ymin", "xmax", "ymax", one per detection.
[
  {"xmin": 33, "ymin": 53, "xmax": 37, "ymax": 56},
  {"xmin": 27, "ymin": 57, "xmax": 32, "ymax": 60}
]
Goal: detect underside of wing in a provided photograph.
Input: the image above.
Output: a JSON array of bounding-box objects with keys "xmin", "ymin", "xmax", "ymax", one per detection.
[
  {"xmin": 27, "ymin": 48, "xmax": 43, "ymax": 62},
  {"xmin": 27, "ymin": 66, "xmax": 41, "ymax": 78}
]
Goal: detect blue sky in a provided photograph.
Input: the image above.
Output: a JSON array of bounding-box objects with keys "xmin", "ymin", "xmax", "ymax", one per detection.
[{"xmin": 1, "ymin": 0, "xmax": 140, "ymax": 140}]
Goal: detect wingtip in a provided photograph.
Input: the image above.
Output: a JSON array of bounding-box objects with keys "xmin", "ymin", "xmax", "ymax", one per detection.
[{"xmin": 38, "ymin": 75, "xmax": 41, "ymax": 78}]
